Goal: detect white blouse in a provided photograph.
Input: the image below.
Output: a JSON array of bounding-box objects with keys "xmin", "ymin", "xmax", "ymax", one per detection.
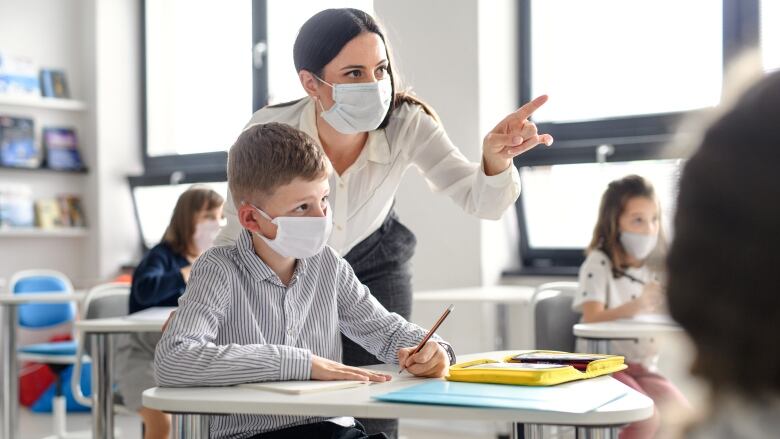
[
  {"xmin": 573, "ymin": 249, "xmax": 661, "ymax": 367},
  {"xmin": 215, "ymin": 98, "xmax": 521, "ymax": 256}
]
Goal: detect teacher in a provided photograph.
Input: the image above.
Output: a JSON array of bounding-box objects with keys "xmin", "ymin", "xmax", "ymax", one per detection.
[{"xmin": 215, "ymin": 8, "xmax": 552, "ymax": 437}]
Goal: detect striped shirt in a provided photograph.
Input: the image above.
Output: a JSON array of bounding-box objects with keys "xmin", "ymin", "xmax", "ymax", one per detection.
[{"xmin": 154, "ymin": 229, "xmax": 454, "ymax": 439}]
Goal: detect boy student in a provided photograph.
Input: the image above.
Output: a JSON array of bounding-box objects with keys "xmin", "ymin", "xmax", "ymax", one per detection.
[{"xmin": 154, "ymin": 122, "xmax": 455, "ymax": 439}]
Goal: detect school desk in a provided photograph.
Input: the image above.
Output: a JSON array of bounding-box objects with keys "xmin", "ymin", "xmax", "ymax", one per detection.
[
  {"xmin": 142, "ymin": 350, "xmax": 653, "ymax": 439},
  {"xmin": 573, "ymin": 319, "xmax": 684, "ymax": 354},
  {"xmin": 74, "ymin": 307, "xmax": 174, "ymax": 439}
]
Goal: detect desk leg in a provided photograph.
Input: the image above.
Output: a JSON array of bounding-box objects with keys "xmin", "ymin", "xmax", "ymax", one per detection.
[
  {"xmin": 172, "ymin": 414, "xmax": 209, "ymax": 439},
  {"xmin": 90, "ymin": 333, "xmax": 114, "ymax": 439},
  {"xmin": 1, "ymin": 304, "xmax": 19, "ymax": 439},
  {"xmin": 496, "ymin": 303, "xmax": 509, "ymax": 350},
  {"xmin": 585, "ymin": 339, "xmax": 610, "ymax": 355},
  {"xmin": 576, "ymin": 426, "xmax": 618, "ymax": 439}
]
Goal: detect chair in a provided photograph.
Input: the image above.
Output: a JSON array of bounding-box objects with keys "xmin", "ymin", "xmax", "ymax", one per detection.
[
  {"xmin": 11, "ymin": 269, "xmax": 87, "ymax": 439},
  {"xmin": 531, "ymin": 282, "xmax": 581, "ymax": 352},
  {"xmin": 70, "ymin": 283, "xmax": 130, "ymax": 411}
]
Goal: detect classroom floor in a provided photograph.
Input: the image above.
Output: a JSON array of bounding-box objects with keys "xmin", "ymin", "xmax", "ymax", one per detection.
[{"xmin": 16, "ymin": 408, "xmax": 504, "ymax": 439}]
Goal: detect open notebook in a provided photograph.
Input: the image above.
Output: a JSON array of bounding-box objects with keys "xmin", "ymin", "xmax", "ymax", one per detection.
[{"xmin": 238, "ymin": 380, "xmax": 376, "ymax": 395}]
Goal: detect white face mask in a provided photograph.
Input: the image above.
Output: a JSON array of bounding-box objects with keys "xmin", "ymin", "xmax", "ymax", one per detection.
[
  {"xmin": 251, "ymin": 204, "xmax": 332, "ymax": 259},
  {"xmin": 315, "ymin": 76, "xmax": 392, "ymax": 134},
  {"xmin": 620, "ymin": 231, "xmax": 658, "ymax": 261},
  {"xmin": 193, "ymin": 219, "xmax": 221, "ymax": 254}
]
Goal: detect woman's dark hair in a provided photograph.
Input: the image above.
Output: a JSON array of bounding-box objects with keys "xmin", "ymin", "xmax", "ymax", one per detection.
[
  {"xmin": 162, "ymin": 186, "xmax": 224, "ymax": 256},
  {"xmin": 667, "ymin": 71, "xmax": 780, "ymax": 398},
  {"xmin": 290, "ymin": 8, "xmax": 438, "ymax": 127},
  {"xmin": 587, "ymin": 174, "xmax": 663, "ymax": 277}
]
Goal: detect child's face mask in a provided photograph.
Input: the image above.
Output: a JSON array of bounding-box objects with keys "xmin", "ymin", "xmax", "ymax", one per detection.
[
  {"xmin": 192, "ymin": 219, "xmax": 221, "ymax": 255},
  {"xmin": 250, "ymin": 203, "xmax": 332, "ymax": 259},
  {"xmin": 619, "ymin": 231, "xmax": 657, "ymax": 261}
]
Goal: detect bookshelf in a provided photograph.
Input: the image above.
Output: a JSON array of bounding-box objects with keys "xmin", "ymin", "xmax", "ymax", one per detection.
[
  {"xmin": 0, "ymin": 95, "xmax": 87, "ymax": 112},
  {"xmin": 0, "ymin": 227, "xmax": 88, "ymax": 238},
  {"xmin": 0, "ymin": 165, "xmax": 89, "ymax": 175}
]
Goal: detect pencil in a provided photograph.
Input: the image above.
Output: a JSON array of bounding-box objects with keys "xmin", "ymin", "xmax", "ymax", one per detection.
[{"xmin": 399, "ymin": 304, "xmax": 454, "ymax": 374}]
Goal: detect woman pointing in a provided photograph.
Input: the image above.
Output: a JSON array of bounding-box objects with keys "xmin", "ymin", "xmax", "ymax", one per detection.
[{"xmin": 215, "ymin": 8, "xmax": 552, "ymax": 438}]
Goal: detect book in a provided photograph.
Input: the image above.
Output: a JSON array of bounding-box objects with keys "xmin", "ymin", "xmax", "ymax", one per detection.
[
  {"xmin": 42, "ymin": 127, "xmax": 83, "ymax": 171},
  {"xmin": 0, "ymin": 116, "xmax": 39, "ymax": 168},
  {"xmin": 374, "ymin": 376, "xmax": 629, "ymax": 413},
  {"xmin": 60, "ymin": 194, "xmax": 86, "ymax": 227},
  {"xmin": 238, "ymin": 380, "xmax": 375, "ymax": 395},
  {"xmin": 39, "ymin": 69, "xmax": 70, "ymax": 98},
  {"xmin": 0, "ymin": 52, "xmax": 40, "ymax": 97},
  {"xmin": 0, "ymin": 184, "xmax": 34, "ymax": 228},
  {"xmin": 34, "ymin": 198, "xmax": 65, "ymax": 229},
  {"xmin": 446, "ymin": 350, "xmax": 626, "ymax": 386}
]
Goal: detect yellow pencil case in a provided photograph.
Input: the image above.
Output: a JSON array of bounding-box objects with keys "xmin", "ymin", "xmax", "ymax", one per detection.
[{"xmin": 446, "ymin": 350, "xmax": 627, "ymax": 386}]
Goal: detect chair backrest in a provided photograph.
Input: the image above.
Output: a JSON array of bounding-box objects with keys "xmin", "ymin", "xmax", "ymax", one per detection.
[
  {"xmin": 531, "ymin": 282, "xmax": 582, "ymax": 352},
  {"xmin": 10, "ymin": 269, "xmax": 76, "ymax": 328},
  {"xmin": 71, "ymin": 282, "xmax": 131, "ymax": 407},
  {"xmin": 81, "ymin": 283, "xmax": 130, "ymax": 320}
]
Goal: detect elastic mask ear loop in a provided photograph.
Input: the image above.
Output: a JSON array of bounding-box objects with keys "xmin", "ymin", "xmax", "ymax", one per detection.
[{"xmin": 313, "ymin": 75, "xmax": 333, "ymax": 113}]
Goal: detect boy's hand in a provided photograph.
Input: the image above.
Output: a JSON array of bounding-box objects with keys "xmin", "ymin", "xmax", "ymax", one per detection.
[
  {"xmin": 398, "ymin": 341, "xmax": 449, "ymax": 378},
  {"xmin": 311, "ymin": 355, "xmax": 391, "ymax": 382}
]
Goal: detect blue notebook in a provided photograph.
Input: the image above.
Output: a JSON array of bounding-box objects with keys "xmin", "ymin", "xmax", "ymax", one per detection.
[{"xmin": 374, "ymin": 377, "xmax": 628, "ymax": 413}]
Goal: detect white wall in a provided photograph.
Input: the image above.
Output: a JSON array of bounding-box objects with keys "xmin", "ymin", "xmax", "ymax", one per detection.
[
  {"xmin": 374, "ymin": 0, "xmax": 485, "ymax": 292},
  {"xmin": 85, "ymin": 0, "xmax": 144, "ymax": 281}
]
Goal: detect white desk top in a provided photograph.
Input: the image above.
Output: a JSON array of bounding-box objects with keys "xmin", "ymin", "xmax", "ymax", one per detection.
[
  {"xmin": 414, "ymin": 286, "xmax": 535, "ymax": 303},
  {"xmin": 0, "ymin": 292, "xmax": 85, "ymax": 305},
  {"xmin": 75, "ymin": 307, "xmax": 173, "ymax": 333},
  {"xmin": 574, "ymin": 320, "xmax": 683, "ymax": 339},
  {"xmin": 143, "ymin": 351, "xmax": 653, "ymax": 426}
]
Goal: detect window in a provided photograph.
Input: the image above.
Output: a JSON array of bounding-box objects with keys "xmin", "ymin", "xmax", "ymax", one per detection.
[
  {"xmin": 514, "ymin": 0, "xmax": 764, "ymax": 272},
  {"xmin": 515, "ymin": 160, "xmax": 683, "ymax": 269},
  {"xmin": 761, "ymin": 0, "xmax": 780, "ymax": 72},
  {"xmin": 129, "ymin": 175, "xmax": 228, "ymax": 250},
  {"xmin": 530, "ymin": 0, "xmax": 722, "ymax": 124}
]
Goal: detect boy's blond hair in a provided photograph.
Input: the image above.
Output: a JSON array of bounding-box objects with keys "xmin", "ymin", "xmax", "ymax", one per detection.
[{"xmin": 227, "ymin": 122, "xmax": 328, "ymax": 205}]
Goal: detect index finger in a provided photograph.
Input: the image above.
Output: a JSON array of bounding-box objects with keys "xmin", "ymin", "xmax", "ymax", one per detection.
[{"xmin": 513, "ymin": 95, "xmax": 549, "ymax": 121}]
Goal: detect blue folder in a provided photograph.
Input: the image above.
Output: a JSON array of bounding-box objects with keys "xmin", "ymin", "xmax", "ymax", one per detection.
[{"xmin": 374, "ymin": 377, "xmax": 628, "ymax": 413}]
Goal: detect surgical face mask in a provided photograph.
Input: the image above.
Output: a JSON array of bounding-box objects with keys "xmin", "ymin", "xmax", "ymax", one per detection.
[
  {"xmin": 315, "ymin": 75, "xmax": 392, "ymax": 134},
  {"xmin": 251, "ymin": 204, "xmax": 332, "ymax": 259},
  {"xmin": 193, "ymin": 219, "xmax": 221, "ymax": 254},
  {"xmin": 620, "ymin": 231, "xmax": 658, "ymax": 261}
]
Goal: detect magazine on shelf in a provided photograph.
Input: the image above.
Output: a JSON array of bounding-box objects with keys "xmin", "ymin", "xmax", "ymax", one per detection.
[
  {"xmin": 0, "ymin": 52, "xmax": 40, "ymax": 97},
  {"xmin": 0, "ymin": 115, "xmax": 39, "ymax": 168},
  {"xmin": 43, "ymin": 127, "xmax": 83, "ymax": 171}
]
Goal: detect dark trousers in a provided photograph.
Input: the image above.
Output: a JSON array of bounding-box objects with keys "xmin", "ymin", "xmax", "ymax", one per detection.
[
  {"xmin": 342, "ymin": 208, "xmax": 416, "ymax": 439},
  {"xmin": 249, "ymin": 420, "xmax": 388, "ymax": 439}
]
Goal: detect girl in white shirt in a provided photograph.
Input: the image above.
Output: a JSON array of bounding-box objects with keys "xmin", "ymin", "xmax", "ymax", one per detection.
[
  {"xmin": 573, "ymin": 175, "xmax": 689, "ymax": 439},
  {"xmin": 215, "ymin": 9, "xmax": 551, "ymax": 438}
]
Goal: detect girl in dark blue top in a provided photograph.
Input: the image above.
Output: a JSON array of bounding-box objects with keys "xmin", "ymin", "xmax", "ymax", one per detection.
[{"xmin": 118, "ymin": 186, "xmax": 223, "ymax": 439}]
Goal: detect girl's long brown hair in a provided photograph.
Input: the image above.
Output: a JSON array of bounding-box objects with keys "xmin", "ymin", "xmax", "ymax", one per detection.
[
  {"xmin": 162, "ymin": 186, "xmax": 224, "ymax": 256},
  {"xmin": 587, "ymin": 174, "xmax": 665, "ymax": 276}
]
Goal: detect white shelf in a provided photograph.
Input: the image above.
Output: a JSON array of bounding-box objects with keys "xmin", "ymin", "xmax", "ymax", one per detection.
[
  {"xmin": 0, "ymin": 95, "xmax": 87, "ymax": 112},
  {"xmin": 0, "ymin": 227, "xmax": 89, "ymax": 238}
]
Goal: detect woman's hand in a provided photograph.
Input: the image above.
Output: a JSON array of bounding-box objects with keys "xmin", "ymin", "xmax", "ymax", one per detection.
[
  {"xmin": 311, "ymin": 355, "xmax": 391, "ymax": 382},
  {"xmin": 482, "ymin": 95, "xmax": 554, "ymax": 176},
  {"xmin": 397, "ymin": 341, "xmax": 449, "ymax": 378}
]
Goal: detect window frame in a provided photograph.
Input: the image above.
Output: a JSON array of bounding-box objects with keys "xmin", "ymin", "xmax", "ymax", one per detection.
[
  {"xmin": 512, "ymin": 0, "xmax": 761, "ymax": 273},
  {"xmin": 138, "ymin": 0, "xmax": 268, "ymax": 178}
]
